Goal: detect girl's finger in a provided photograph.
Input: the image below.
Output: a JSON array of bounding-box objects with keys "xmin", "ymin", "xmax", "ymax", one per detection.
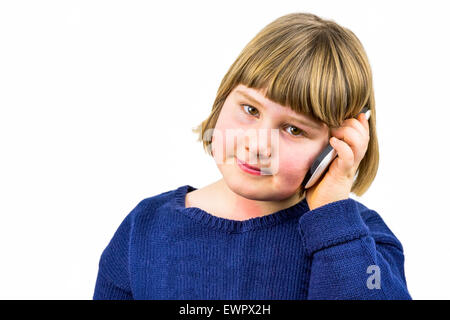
[
  {"xmin": 357, "ymin": 113, "xmax": 370, "ymax": 133},
  {"xmin": 331, "ymin": 126, "xmax": 360, "ymax": 153},
  {"xmin": 330, "ymin": 137, "xmax": 354, "ymax": 172}
]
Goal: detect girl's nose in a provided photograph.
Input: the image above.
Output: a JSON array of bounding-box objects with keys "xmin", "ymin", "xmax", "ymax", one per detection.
[{"xmin": 245, "ymin": 129, "xmax": 272, "ymax": 161}]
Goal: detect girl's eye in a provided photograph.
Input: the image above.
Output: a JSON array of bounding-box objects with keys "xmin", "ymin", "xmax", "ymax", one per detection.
[
  {"xmin": 241, "ymin": 104, "xmax": 307, "ymax": 138},
  {"xmin": 285, "ymin": 125, "xmax": 306, "ymax": 137},
  {"xmin": 242, "ymin": 104, "xmax": 259, "ymax": 116}
]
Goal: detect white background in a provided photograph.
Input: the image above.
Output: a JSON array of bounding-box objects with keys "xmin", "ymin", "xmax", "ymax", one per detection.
[{"xmin": 0, "ymin": 0, "xmax": 448, "ymax": 300}]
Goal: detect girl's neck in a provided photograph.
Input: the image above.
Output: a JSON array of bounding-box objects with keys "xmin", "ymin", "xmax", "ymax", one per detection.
[{"xmin": 195, "ymin": 178, "xmax": 301, "ymax": 221}]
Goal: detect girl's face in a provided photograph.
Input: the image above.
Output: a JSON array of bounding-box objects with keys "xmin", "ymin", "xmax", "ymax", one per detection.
[{"xmin": 211, "ymin": 84, "xmax": 331, "ymax": 201}]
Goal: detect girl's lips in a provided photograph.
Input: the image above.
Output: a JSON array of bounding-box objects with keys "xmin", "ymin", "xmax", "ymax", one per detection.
[
  {"xmin": 237, "ymin": 158, "xmax": 261, "ymax": 171},
  {"xmin": 236, "ymin": 157, "xmax": 262, "ymax": 175}
]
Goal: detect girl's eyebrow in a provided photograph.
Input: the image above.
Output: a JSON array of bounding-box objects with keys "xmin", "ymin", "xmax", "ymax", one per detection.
[{"xmin": 235, "ymin": 90, "xmax": 322, "ymax": 131}]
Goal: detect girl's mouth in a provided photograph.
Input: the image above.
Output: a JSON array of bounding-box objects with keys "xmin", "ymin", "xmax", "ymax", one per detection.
[{"xmin": 236, "ymin": 157, "xmax": 263, "ymax": 176}]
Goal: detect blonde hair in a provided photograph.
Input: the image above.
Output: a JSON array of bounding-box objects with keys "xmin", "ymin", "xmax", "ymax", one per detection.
[{"xmin": 192, "ymin": 12, "xmax": 379, "ymax": 200}]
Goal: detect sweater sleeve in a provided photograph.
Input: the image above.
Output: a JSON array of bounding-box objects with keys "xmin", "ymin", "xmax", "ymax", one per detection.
[
  {"xmin": 93, "ymin": 204, "xmax": 138, "ymax": 300},
  {"xmin": 297, "ymin": 198, "xmax": 412, "ymax": 300}
]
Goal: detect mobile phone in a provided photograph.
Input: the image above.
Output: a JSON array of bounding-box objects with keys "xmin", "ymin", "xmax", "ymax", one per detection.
[{"xmin": 300, "ymin": 106, "xmax": 371, "ymax": 189}]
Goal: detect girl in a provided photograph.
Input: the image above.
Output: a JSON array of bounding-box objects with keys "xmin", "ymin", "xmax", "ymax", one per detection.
[{"xmin": 93, "ymin": 12, "xmax": 412, "ymax": 300}]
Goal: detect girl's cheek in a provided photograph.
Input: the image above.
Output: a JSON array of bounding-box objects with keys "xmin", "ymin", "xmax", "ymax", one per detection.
[
  {"xmin": 215, "ymin": 112, "xmax": 250, "ymax": 154},
  {"xmin": 233, "ymin": 109, "xmax": 254, "ymax": 124},
  {"xmin": 212, "ymin": 127, "xmax": 241, "ymax": 162},
  {"xmin": 280, "ymin": 153, "xmax": 312, "ymax": 175}
]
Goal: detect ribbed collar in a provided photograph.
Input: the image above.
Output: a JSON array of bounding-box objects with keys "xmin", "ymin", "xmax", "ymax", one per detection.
[{"xmin": 173, "ymin": 184, "xmax": 310, "ymax": 233}]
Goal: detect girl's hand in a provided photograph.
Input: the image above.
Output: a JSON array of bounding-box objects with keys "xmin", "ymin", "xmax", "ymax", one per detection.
[{"xmin": 306, "ymin": 112, "xmax": 370, "ymax": 211}]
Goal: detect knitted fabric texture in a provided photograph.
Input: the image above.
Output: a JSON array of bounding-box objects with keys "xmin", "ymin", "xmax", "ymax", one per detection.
[{"xmin": 93, "ymin": 185, "xmax": 412, "ymax": 300}]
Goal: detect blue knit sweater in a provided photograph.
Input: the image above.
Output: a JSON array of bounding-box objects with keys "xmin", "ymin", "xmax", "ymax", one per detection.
[{"xmin": 93, "ymin": 185, "xmax": 412, "ymax": 300}]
